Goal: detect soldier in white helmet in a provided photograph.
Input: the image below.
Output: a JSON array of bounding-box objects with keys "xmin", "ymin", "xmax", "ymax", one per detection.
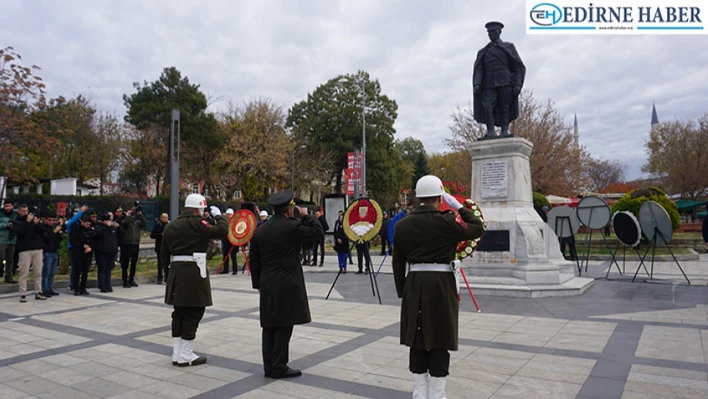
[
  {"xmin": 160, "ymin": 194, "xmax": 228, "ymax": 367},
  {"xmin": 393, "ymin": 175, "xmax": 485, "ymax": 399}
]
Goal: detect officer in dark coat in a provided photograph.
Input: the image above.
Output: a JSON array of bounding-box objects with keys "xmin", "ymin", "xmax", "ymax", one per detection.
[
  {"xmin": 161, "ymin": 194, "xmax": 228, "ymax": 367},
  {"xmin": 393, "ymin": 175, "xmax": 485, "ymax": 399},
  {"xmin": 473, "ymin": 21, "xmax": 526, "ymax": 139},
  {"xmin": 249, "ymin": 190, "xmax": 323, "ymax": 378}
]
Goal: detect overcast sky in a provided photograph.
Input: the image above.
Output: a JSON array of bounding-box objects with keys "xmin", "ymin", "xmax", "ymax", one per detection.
[{"xmin": 3, "ymin": 0, "xmax": 707, "ymax": 180}]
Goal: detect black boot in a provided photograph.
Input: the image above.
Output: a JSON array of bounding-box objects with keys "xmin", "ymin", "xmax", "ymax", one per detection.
[{"xmin": 123, "ymin": 280, "xmax": 131, "ymax": 288}]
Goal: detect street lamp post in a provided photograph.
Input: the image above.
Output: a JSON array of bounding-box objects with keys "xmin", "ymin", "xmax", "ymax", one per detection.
[
  {"xmin": 291, "ymin": 144, "xmax": 307, "ymax": 193},
  {"xmin": 337, "ymin": 76, "xmax": 366, "ymax": 196}
]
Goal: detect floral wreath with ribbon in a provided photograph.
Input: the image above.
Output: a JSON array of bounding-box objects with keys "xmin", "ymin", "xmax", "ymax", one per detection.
[{"xmin": 455, "ymin": 199, "xmax": 486, "ymax": 260}]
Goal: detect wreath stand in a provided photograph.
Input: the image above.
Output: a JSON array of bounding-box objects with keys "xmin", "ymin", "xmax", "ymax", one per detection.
[{"xmin": 326, "ymin": 242, "xmax": 382, "ymax": 304}]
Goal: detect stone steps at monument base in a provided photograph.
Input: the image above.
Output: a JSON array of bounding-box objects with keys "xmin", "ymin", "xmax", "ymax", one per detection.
[{"xmin": 463, "ymin": 277, "xmax": 595, "ymax": 298}]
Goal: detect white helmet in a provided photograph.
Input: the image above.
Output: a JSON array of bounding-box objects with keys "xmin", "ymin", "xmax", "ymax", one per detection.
[
  {"xmin": 415, "ymin": 175, "xmax": 445, "ymax": 198},
  {"xmin": 184, "ymin": 194, "xmax": 207, "ymax": 209},
  {"xmin": 259, "ymin": 210, "xmax": 268, "ymax": 217},
  {"xmin": 225, "ymin": 208, "xmax": 235, "ymax": 215}
]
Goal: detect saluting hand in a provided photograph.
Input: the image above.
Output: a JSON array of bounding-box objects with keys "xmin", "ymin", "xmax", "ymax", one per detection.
[{"xmin": 442, "ymin": 193, "xmax": 463, "ymax": 210}]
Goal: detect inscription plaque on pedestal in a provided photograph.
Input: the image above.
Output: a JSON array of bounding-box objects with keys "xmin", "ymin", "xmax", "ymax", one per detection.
[
  {"xmin": 481, "ymin": 161, "xmax": 508, "ymax": 199},
  {"xmin": 477, "ymin": 230, "xmax": 510, "ymax": 252}
]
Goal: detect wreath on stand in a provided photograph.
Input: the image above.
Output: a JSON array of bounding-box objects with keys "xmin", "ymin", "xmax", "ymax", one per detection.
[{"xmin": 455, "ymin": 199, "xmax": 486, "ymax": 259}]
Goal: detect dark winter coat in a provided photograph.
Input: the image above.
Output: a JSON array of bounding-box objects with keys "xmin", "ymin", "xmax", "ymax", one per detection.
[
  {"xmin": 94, "ymin": 223, "xmax": 119, "ymax": 253},
  {"xmin": 161, "ymin": 211, "xmax": 229, "ymax": 307},
  {"xmin": 392, "ymin": 205, "xmax": 484, "ymax": 350},
  {"xmin": 333, "ymin": 223, "xmax": 349, "ymax": 253},
  {"xmin": 13, "ymin": 215, "xmax": 46, "ymax": 253},
  {"xmin": 120, "ymin": 213, "xmax": 146, "ymax": 246},
  {"xmin": 150, "ymin": 221, "xmax": 167, "ymax": 252},
  {"xmin": 42, "ymin": 223, "xmax": 65, "ymax": 253},
  {"xmin": 249, "ymin": 213, "xmax": 323, "ymax": 328},
  {"xmin": 69, "ymin": 224, "xmax": 95, "ymax": 255}
]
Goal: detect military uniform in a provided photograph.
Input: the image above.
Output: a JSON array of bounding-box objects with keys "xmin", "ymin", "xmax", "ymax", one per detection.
[
  {"xmin": 249, "ymin": 190, "xmax": 323, "ymax": 378},
  {"xmin": 160, "ymin": 203, "xmax": 228, "ymax": 366},
  {"xmin": 393, "ymin": 189, "xmax": 484, "ymax": 398}
]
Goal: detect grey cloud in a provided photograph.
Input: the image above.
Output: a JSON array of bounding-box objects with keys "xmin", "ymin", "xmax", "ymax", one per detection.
[{"xmin": 2, "ymin": 0, "xmax": 706, "ymax": 181}]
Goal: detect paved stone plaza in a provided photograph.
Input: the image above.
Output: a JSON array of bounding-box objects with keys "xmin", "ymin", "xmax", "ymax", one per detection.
[{"xmin": 0, "ymin": 255, "xmax": 707, "ymax": 399}]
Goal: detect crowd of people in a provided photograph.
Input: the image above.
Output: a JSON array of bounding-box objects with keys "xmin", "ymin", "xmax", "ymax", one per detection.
[{"xmin": 0, "ymin": 200, "xmax": 154, "ymax": 302}]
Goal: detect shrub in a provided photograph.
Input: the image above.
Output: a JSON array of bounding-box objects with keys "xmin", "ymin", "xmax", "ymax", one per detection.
[
  {"xmin": 611, "ymin": 186, "xmax": 680, "ymax": 231},
  {"xmin": 533, "ymin": 192, "xmax": 550, "ymax": 209}
]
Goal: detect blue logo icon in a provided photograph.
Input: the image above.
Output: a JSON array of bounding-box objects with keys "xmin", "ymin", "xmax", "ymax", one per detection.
[{"xmin": 530, "ymin": 3, "xmax": 563, "ymax": 26}]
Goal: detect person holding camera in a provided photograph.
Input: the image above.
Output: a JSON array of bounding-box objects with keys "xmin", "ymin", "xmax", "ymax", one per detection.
[
  {"xmin": 119, "ymin": 202, "xmax": 146, "ymax": 288},
  {"xmin": 41, "ymin": 213, "xmax": 66, "ymax": 297},
  {"xmin": 70, "ymin": 214, "xmax": 95, "ymax": 295},
  {"xmin": 12, "ymin": 204, "xmax": 47, "ymax": 302},
  {"xmin": 0, "ymin": 200, "xmax": 18, "ymax": 284},
  {"xmin": 95, "ymin": 213, "xmax": 120, "ymax": 292}
]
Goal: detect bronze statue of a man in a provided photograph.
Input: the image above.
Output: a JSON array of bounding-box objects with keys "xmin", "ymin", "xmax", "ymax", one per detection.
[{"xmin": 473, "ymin": 21, "xmax": 526, "ymax": 139}]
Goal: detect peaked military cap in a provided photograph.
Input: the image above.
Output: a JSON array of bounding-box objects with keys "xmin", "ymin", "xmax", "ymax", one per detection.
[
  {"xmin": 485, "ymin": 21, "xmax": 504, "ymax": 30},
  {"xmin": 267, "ymin": 190, "xmax": 295, "ymax": 207}
]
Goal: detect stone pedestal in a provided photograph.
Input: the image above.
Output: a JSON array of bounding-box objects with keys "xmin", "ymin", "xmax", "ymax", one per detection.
[{"xmin": 463, "ymin": 137, "xmax": 594, "ymax": 298}]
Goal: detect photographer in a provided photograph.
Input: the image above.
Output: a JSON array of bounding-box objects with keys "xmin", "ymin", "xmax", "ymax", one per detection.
[
  {"xmin": 12, "ymin": 204, "xmax": 47, "ymax": 302},
  {"xmin": 0, "ymin": 200, "xmax": 18, "ymax": 283},
  {"xmin": 94, "ymin": 213, "xmax": 119, "ymax": 292},
  {"xmin": 119, "ymin": 202, "xmax": 146, "ymax": 288},
  {"xmin": 41, "ymin": 213, "xmax": 65, "ymax": 297},
  {"xmin": 70, "ymin": 214, "xmax": 95, "ymax": 295},
  {"xmin": 66, "ymin": 205, "xmax": 88, "ymax": 292}
]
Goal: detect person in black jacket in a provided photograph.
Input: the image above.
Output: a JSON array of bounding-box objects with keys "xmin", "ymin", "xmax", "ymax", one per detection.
[
  {"xmin": 70, "ymin": 214, "xmax": 95, "ymax": 295},
  {"xmin": 150, "ymin": 213, "xmax": 170, "ymax": 283},
  {"xmin": 311, "ymin": 210, "xmax": 329, "ymax": 266},
  {"xmin": 41, "ymin": 213, "xmax": 65, "ymax": 297},
  {"xmin": 218, "ymin": 209, "xmax": 237, "ymax": 275},
  {"xmin": 95, "ymin": 213, "xmax": 119, "ymax": 292},
  {"xmin": 249, "ymin": 191, "xmax": 323, "ymax": 378},
  {"xmin": 333, "ymin": 212, "xmax": 349, "ymax": 273},
  {"xmin": 379, "ymin": 211, "xmax": 391, "ymax": 255},
  {"xmin": 13, "ymin": 204, "xmax": 47, "ymax": 302}
]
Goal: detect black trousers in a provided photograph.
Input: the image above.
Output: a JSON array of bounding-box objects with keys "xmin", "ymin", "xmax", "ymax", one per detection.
[
  {"xmin": 172, "ymin": 306, "xmax": 206, "ymax": 340},
  {"xmin": 380, "ymin": 235, "xmax": 389, "ymax": 255},
  {"xmin": 560, "ymin": 236, "xmax": 578, "ymax": 260},
  {"xmin": 408, "ymin": 312, "xmax": 450, "ymax": 377},
  {"xmin": 356, "ymin": 243, "xmax": 370, "ymax": 272},
  {"xmin": 221, "ymin": 244, "xmax": 237, "ymax": 273},
  {"xmin": 156, "ymin": 249, "xmax": 168, "ymax": 281},
  {"xmin": 312, "ymin": 239, "xmax": 325, "ymax": 264},
  {"xmin": 262, "ymin": 325, "xmax": 294, "ymax": 374},
  {"xmin": 120, "ymin": 244, "xmax": 139, "ymax": 282},
  {"xmin": 71, "ymin": 251, "xmax": 91, "ymax": 292}
]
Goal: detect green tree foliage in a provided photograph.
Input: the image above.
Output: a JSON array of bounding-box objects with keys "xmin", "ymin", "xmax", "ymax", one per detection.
[
  {"xmin": 412, "ymin": 152, "xmax": 430, "ymax": 188},
  {"xmin": 285, "ymin": 71, "xmax": 400, "ymax": 203},
  {"xmin": 611, "ymin": 186, "xmax": 680, "ymax": 231},
  {"xmin": 122, "ymin": 67, "xmax": 221, "ymax": 195},
  {"xmin": 533, "ymin": 192, "xmax": 551, "ymax": 209},
  {"xmin": 395, "ymin": 137, "xmax": 429, "ymax": 190}
]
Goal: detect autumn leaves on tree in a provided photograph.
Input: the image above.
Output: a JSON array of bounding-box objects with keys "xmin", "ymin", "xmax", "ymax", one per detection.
[{"xmin": 4, "ymin": 45, "xmax": 707, "ymax": 202}]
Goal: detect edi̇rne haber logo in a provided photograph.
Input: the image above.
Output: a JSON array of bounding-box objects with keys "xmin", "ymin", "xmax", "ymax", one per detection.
[{"xmin": 526, "ymin": 0, "xmax": 706, "ymax": 34}]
